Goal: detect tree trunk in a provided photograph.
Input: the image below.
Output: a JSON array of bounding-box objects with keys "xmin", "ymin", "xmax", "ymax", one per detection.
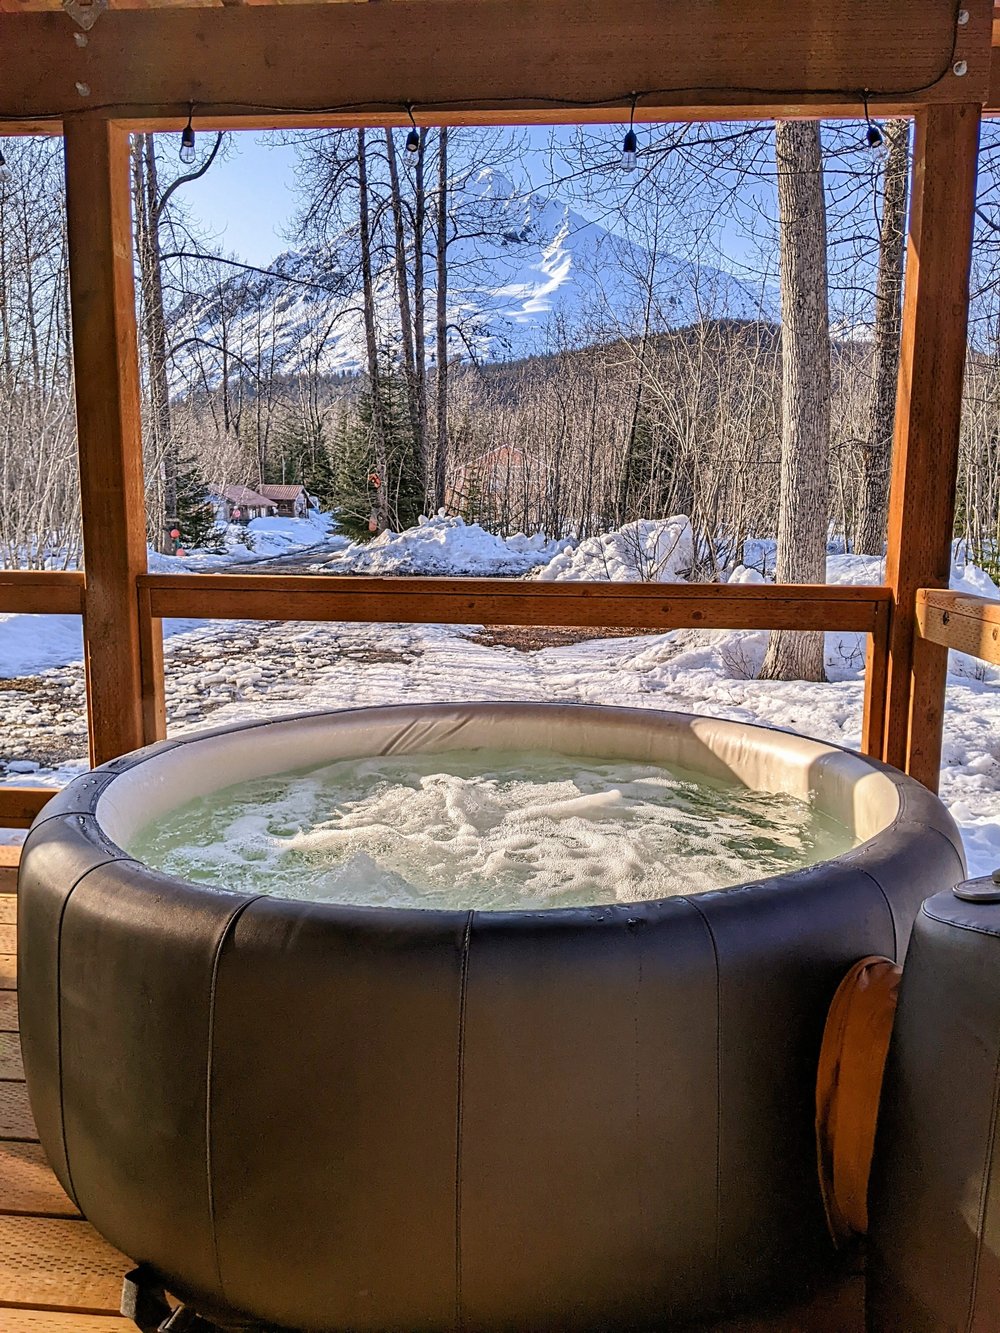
[
  {"xmin": 384, "ymin": 129, "xmax": 421, "ymax": 460},
  {"xmin": 433, "ymin": 128, "xmax": 449, "ymax": 512},
  {"xmin": 356, "ymin": 128, "xmax": 389, "ymax": 529},
  {"xmin": 856, "ymin": 119, "xmax": 909, "ymax": 556},
  {"xmin": 760, "ymin": 120, "xmax": 831, "ymax": 683},
  {"xmin": 413, "ymin": 130, "xmax": 430, "ymax": 498}
]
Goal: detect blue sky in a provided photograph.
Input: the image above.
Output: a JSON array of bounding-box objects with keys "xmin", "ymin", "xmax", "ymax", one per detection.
[
  {"xmin": 172, "ymin": 126, "xmax": 598, "ymax": 267},
  {"xmin": 178, "ymin": 135, "xmax": 301, "ymax": 266}
]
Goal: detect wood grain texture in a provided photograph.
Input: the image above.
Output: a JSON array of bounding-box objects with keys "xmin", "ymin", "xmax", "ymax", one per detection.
[
  {"xmin": 0, "ymin": 1036, "xmax": 23, "ymax": 1081},
  {"xmin": 0, "ymin": 993, "xmax": 18, "ymax": 1033},
  {"xmin": 0, "ymin": 957, "xmax": 16, "ymax": 990},
  {"xmin": 137, "ymin": 585, "xmax": 166, "ymax": 746},
  {"xmin": 64, "ymin": 119, "xmax": 149, "ymax": 767},
  {"xmin": 0, "ymin": 0, "xmax": 990, "ymax": 127},
  {"xmin": 862, "ymin": 598, "xmax": 892, "ymax": 759},
  {"xmin": 0, "ymin": 573, "xmax": 85, "ymax": 616},
  {"xmin": 0, "ymin": 791, "xmax": 58, "ymax": 830},
  {"xmin": 916, "ymin": 588, "xmax": 1000, "ymax": 663},
  {"xmin": 140, "ymin": 573, "xmax": 891, "ymax": 631},
  {"xmin": 0, "ymin": 1313, "xmax": 133, "ymax": 1331},
  {"xmin": 0, "ymin": 1216, "xmax": 130, "ymax": 1313},
  {"xmin": 0, "ymin": 1143, "xmax": 78, "ymax": 1219},
  {"xmin": 881, "ymin": 103, "xmax": 981, "ymax": 791},
  {"xmin": 0, "ymin": 1083, "xmax": 35, "ymax": 1140}
]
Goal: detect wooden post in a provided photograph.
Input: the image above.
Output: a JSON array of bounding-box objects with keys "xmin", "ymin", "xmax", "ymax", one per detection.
[
  {"xmin": 878, "ymin": 102, "xmax": 980, "ymax": 790},
  {"xmin": 64, "ymin": 117, "xmax": 157, "ymax": 765}
]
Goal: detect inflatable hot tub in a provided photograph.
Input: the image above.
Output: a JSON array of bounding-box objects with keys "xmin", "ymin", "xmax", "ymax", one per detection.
[{"xmin": 17, "ymin": 703, "xmax": 965, "ymax": 1331}]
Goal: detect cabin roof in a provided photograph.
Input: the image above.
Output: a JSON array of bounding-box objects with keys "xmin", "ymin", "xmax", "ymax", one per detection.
[{"xmin": 222, "ymin": 485, "xmax": 277, "ymax": 509}]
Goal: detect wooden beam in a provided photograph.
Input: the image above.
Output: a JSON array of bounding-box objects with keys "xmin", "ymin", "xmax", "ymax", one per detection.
[
  {"xmin": 64, "ymin": 118, "xmax": 149, "ymax": 766},
  {"xmin": 880, "ymin": 103, "xmax": 981, "ymax": 791},
  {"xmin": 140, "ymin": 573, "xmax": 890, "ymax": 631},
  {"xmin": 0, "ymin": 789, "xmax": 58, "ymax": 829},
  {"xmin": 137, "ymin": 581, "xmax": 166, "ymax": 745},
  {"xmin": 861, "ymin": 596, "xmax": 891, "ymax": 759},
  {"xmin": 0, "ymin": 0, "xmax": 990, "ymax": 128},
  {"xmin": 0, "ymin": 572, "xmax": 85, "ymax": 616},
  {"xmin": 916, "ymin": 588, "xmax": 1000, "ymax": 663}
]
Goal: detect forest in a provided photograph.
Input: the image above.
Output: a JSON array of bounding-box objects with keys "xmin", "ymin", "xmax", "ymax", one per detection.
[{"xmin": 4, "ymin": 116, "xmax": 1000, "ymax": 673}]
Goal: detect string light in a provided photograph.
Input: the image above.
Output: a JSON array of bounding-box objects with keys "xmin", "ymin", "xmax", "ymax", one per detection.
[
  {"xmin": 179, "ymin": 104, "xmax": 196, "ymax": 164},
  {"xmin": 0, "ymin": 151, "xmax": 10, "ymax": 184},
  {"xmin": 405, "ymin": 104, "xmax": 420, "ymax": 154},
  {"xmin": 621, "ymin": 94, "xmax": 638, "ymax": 171},
  {"xmin": 862, "ymin": 91, "xmax": 883, "ymax": 150}
]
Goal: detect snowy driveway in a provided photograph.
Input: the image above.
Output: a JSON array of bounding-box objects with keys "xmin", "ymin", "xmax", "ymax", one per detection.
[{"xmin": 2, "ymin": 614, "xmax": 999, "ymax": 879}]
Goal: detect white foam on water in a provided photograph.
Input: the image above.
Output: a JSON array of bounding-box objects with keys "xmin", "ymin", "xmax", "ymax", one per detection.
[{"xmin": 125, "ymin": 748, "xmax": 857, "ymax": 911}]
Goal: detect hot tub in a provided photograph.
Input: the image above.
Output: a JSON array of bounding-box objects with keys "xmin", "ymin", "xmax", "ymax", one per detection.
[{"xmin": 17, "ymin": 703, "xmax": 965, "ymax": 1331}]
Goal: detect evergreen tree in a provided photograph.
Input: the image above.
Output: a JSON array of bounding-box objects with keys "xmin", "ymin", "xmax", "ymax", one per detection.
[
  {"xmin": 168, "ymin": 453, "xmax": 225, "ymax": 553},
  {"xmin": 330, "ymin": 360, "xmax": 424, "ymax": 539}
]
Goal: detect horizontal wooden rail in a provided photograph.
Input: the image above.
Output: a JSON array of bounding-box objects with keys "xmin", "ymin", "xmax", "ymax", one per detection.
[
  {"xmin": 140, "ymin": 574, "xmax": 893, "ymax": 632},
  {"xmin": 0, "ymin": 788, "xmax": 58, "ymax": 830},
  {"xmin": 916, "ymin": 588, "xmax": 1000, "ymax": 665},
  {"xmin": 0, "ymin": 571, "xmax": 85, "ymax": 616}
]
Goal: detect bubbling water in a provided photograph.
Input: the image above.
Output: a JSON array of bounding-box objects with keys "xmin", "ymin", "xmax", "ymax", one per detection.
[{"xmin": 125, "ymin": 748, "xmax": 858, "ymax": 911}]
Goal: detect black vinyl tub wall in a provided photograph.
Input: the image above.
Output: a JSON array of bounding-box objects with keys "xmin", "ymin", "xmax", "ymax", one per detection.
[{"xmin": 17, "ymin": 703, "xmax": 966, "ymax": 1332}]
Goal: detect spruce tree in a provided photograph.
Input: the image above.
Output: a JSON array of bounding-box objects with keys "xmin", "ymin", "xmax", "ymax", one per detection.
[
  {"xmin": 330, "ymin": 359, "xmax": 424, "ymax": 540},
  {"xmin": 169, "ymin": 454, "xmax": 225, "ymax": 553}
]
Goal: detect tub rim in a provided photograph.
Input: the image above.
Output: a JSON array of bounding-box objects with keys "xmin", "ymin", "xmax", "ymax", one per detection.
[{"xmin": 23, "ymin": 701, "xmax": 963, "ymax": 917}]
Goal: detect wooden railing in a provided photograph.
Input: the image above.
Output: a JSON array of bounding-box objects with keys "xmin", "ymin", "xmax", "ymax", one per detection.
[
  {"xmin": 1, "ymin": 567, "xmax": 896, "ymax": 829},
  {"xmin": 916, "ymin": 589, "xmax": 1000, "ymax": 665}
]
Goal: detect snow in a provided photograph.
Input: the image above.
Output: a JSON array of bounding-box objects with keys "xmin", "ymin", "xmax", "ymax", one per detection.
[
  {"xmin": 0, "ymin": 612, "xmax": 84, "ymax": 677},
  {"xmin": 147, "ymin": 510, "xmax": 341, "ymax": 573},
  {"xmin": 171, "ymin": 170, "xmax": 772, "ymax": 384},
  {"xmin": 319, "ymin": 513, "xmax": 567, "ymax": 577},
  {"xmin": 534, "ymin": 517, "xmax": 694, "ymax": 583},
  {"xmin": 3, "ymin": 525, "xmax": 1000, "ymax": 885}
]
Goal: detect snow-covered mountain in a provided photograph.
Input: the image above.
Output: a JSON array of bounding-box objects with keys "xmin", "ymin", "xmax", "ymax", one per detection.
[{"xmin": 169, "ymin": 170, "xmax": 772, "ymax": 385}]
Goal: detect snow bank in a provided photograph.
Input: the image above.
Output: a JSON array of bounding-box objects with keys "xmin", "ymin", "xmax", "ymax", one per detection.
[
  {"xmin": 326, "ymin": 513, "xmax": 566, "ymax": 577},
  {"xmin": 0, "ymin": 612, "xmax": 83, "ymax": 679},
  {"xmin": 147, "ymin": 510, "xmax": 338, "ymax": 572},
  {"xmin": 534, "ymin": 517, "xmax": 694, "ymax": 583}
]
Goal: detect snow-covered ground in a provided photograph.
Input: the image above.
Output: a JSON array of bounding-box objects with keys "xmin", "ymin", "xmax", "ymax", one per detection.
[
  {"xmin": 2, "ymin": 517, "xmax": 999, "ymax": 880},
  {"xmin": 150, "ymin": 510, "xmax": 341, "ymax": 572}
]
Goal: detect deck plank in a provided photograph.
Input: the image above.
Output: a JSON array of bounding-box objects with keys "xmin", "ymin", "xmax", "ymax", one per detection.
[
  {"xmin": 0, "ymin": 1216, "xmax": 130, "ymax": 1314},
  {"xmin": 0, "ymin": 1314, "xmax": 133, "ymax": 1331},
  {"xmin": 0, "ymin": 990, "xmax": 18, "ymax": 1031},
  {"xmin": 0, "ymin": 1033, "xmax": 24, "ymax": 1079},
  {"xmin": 0, "ymin": 1081, "xmax": 37, "ymax": 1140},
  {"xmin": 0, "ymin": 1142, "xmax": 78, "ymax": 1218},
  {"xmin": 0, "ymin": 924, "xmax": 17, "ymax": 954},
  {"xmin": 0, "ymin": 952, "xmax": 17, "ymax": 988},
  {"xmin": 0, "ymin": 895, "xmax": 18, "ymax": 924}
]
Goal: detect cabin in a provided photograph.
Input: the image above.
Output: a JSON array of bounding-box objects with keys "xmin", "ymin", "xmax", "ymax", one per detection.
[
  {"xmin": 258, "ymin": 483, "xmax": 311, "ymax": 519},
  {"xmin": 219, "ymin": 484, "xmax": 278, "ymax": 523},
  {"xmin": 1, "ymin": 1, "xmax": 1000, "ymax": 1331}
]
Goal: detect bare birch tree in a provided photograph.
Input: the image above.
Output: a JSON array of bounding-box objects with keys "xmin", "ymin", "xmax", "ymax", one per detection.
[{"xmin": 760, "ymin": 120, "xmax": 831, "ymax": 682}]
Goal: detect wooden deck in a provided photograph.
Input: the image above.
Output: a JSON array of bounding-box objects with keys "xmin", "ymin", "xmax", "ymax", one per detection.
[
  {"xmin": 0, "ymin": 890, "xmax": 132, "ymax": 1330},
  {"xmin": 0, "ymin": 882, "xmax": 863, "ymax": 1332}
]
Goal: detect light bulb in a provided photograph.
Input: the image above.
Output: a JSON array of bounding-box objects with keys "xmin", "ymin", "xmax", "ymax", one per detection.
[
  {"xmin": 0, "ymin": 151, "xmax": 10, "ymax": 185},
  {"xmin": 405, "ymin": 127, "xmax": 420, "ymax": 154},
  {"xmin": 622, "ymin": 128, "xmax": 638, "ymax": 172},
  {"xmin": 179, "ymin": 123, "xmax": 196, "ymax": 165}
]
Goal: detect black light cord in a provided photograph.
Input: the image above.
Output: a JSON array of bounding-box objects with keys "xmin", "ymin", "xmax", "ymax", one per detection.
[{"xmin": 0, "ymin": 1, "xmax": 968, "ymax": 124}]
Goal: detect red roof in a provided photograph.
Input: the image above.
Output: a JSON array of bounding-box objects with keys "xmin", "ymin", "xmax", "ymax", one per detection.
[
  {"xmin": 222, "ymin": 485, "xmax": 277, "ymax": 509},
  {"xmin": 258, "ymin": 484, "xmax": 307, "ymax": 501}
]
